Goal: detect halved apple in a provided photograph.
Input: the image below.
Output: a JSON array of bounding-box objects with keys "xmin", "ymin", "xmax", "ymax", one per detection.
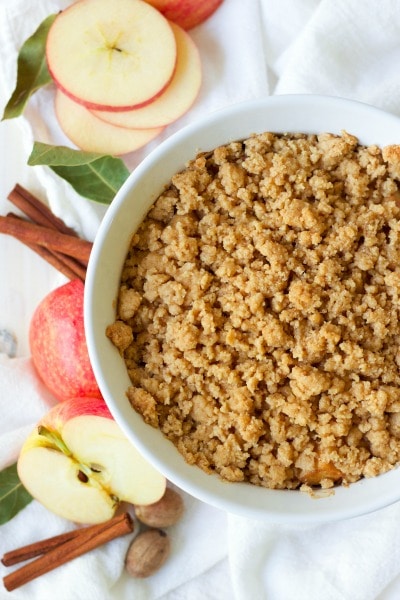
[
  {"xmin": 17, "ymin": 397, "xmax": 167, "ymax": 524},
  {"xmin": 92, "ymin": 23, "xmax": 202, "ymax": 129},
  {"xmin": 55, "ymin": 90, "xmax": 163, "ymax": 155},
  {"xmin": 46, "ymin": 0, "xmax": 177, "ymax": 111}
]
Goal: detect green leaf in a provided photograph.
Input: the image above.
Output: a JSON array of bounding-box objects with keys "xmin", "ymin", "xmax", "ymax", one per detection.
[
  {"xmin": 0, "ymin": 463, "xmax": 33, "ymax": 525},
  {"xmin": 2, "ymin": 13, "xmax": 57, "ymax": 120},
  {"xmin": 28, "ymin": 142, "xmax": 130, "ymax": 204}
]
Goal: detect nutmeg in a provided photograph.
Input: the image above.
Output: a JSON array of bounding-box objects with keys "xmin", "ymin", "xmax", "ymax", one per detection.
[
  {"xmin": 135, "ymin": 487, "xmax": 184, "ymax": 528},
  {"xmin": 125, "ymin": 529, "xmax": 170, "ymax": 578}
]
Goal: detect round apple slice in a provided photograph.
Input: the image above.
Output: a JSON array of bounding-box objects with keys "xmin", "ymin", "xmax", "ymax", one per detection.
[
  {"xmin": 92, "ymin": 23, "xmax": 201, "ymax": 129},
  {"xmin": 46, "ymin": 0, "xmax": 177, "ymax": 111},
  {"xmin": 55, "ymin": 90, "xmax": 163, "ymax": 155}
]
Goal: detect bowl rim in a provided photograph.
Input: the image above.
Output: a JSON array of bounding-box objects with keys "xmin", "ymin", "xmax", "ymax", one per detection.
[{"xmin": 85, "ymin": 94, "xmax": 400, "ymax": 523}]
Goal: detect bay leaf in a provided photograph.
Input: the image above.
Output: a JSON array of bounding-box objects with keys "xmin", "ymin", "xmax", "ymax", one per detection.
[
  {"xmin": 28, "ymin": 142, "xmax": 130, "ymax": 204},
  {"xmin": 0, "ymin": 463, "xmax": 33, "ymax": 525},
  {"xmin": 2, "ymin": 13, "xmax": 56, "ymax": 120}
]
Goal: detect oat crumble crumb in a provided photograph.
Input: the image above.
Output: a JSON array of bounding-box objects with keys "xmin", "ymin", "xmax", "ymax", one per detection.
[{"xmin": 109, "ymin": 131, "xmax": 400, "ymax": 490}]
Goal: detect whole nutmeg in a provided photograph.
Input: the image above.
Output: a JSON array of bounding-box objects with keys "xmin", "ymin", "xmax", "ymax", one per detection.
[
  {"xmin": 135, "ymin": 487, "xmax": 184, "ymax": 528},
  {"xmin": 125, "ymin": 529, "xmax": 170, "ymax": 578}
]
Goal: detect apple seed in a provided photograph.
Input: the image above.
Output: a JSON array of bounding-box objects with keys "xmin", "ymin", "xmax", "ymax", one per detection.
[
  {"xmin": 90, "ymin": 463, "xmax": 103, "ymax": 473},
  {"xmin": 77, "ymin": 470, "xmax": 89, "ymax": 483}
]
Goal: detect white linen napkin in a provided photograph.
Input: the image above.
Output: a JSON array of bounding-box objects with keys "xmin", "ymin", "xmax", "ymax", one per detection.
[{"xmin": 2, "ymin": 1, "xmax": 400, "ymax": 599}]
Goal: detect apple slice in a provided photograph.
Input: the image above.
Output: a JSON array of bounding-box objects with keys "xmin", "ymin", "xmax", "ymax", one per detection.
[
  {"xmin": 55, "ymin": 90, "xmax": 163, "ymax": 155},
  {"xmin": 145, "ymin": 0, "xmax": 224, "ymax": 30},
  {"xmin": 18, "ymin": 397, "xmax": 167, "ymax": 524},
  {"xmin": 92, "ymin": 23, "xmax": 201, "ymax": 129},
  {"xmin": 46, "ymin": 0, "xmax": 177, "ymax": 111}
]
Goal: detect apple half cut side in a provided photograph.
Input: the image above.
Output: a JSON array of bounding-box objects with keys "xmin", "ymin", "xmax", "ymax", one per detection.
[
  {"xmin": 46, "ymin": 0, "xmax": 177, "ymax": 111},
  {"xmin": 55, "ymin": 90, "xmax": 164, "ymax": 155},
  {"xmin": 17, "ymin": 397, "xmax": 167, "ymax": 524},
  {"xmin": 92, "ymin": 23, "xmax": 202, "ymax": 130},
  {"xmin": 145, "ymin": 0, "xmax": 224, "ymax": 30}
]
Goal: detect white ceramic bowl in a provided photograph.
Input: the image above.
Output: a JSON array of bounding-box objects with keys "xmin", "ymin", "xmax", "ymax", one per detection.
[{"xmin": 85, "ymin": 94, "xmax": 400, "ymax": 523}]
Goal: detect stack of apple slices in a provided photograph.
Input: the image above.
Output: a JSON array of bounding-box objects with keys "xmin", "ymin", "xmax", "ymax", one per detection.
[{"xmin": 46, "ymin": 0, "xmax": 202, "ymax": 155}]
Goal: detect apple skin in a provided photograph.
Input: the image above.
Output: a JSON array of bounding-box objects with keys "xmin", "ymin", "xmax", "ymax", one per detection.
[
  {"xmin": 18, "ymin": 396, "xmax": 167, "ymax": 524},
  {"xmin": 29, "ymin": 279, "xmax": 102, "ymax": 402},
  {"xmin": 145, "ymin": 0, "xmax": 224, "ymax": 29},
  {"xmin": 41, "ymin": 395, "xmax": 113, "ymax": 428}
]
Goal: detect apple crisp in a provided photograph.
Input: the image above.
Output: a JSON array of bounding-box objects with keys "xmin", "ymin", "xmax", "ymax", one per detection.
[{"xmin": 107, "ymin": 130, "xmax": 400, "ymax": 491}]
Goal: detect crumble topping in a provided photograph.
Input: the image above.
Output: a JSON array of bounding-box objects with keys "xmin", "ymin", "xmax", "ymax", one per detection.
[{"xmin": 107, "ymin": 131, "xmax": 400, "ymax": 491}]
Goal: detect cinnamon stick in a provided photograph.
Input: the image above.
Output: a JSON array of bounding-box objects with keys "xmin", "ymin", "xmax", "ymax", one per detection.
[
  {"xmin": 8, "ymin": 184, "xmax": 78, "ymax": 237},
  {"xmin": 4, "ymin": 184, "xmax": 90, "ymax": 280},
  {"xmin": 2, "ymin": 528, "xmax": 82, "ymax": 567},
  {"xmin": 3, "ymin": 512, "xmax": 134, "ymax": 592},
  {"xmin": 0, "ymin": 215, "xmax": 92, "ymax": 264},
  {"xmin": 6, "ymin": 214, "xmax": 87, "ymax": 282}
]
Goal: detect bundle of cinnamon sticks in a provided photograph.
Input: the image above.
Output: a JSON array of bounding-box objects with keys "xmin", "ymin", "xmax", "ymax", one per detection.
[
  {"xmin": 2, "ymin": 512, "xmax": 134, "ymax": 591},
  {"xmin": 0, "ymin": 184, "xmax": 93, "ymax": 281}
]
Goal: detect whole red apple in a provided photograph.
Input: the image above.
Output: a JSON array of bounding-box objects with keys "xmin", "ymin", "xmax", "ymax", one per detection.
[
  {"xmin": 29, "ymin": 279, "xmax": 102, "ymax": 401},
  {"xmin": 145, "ymin": 0, "xmax": 224, "ymax": 30}
]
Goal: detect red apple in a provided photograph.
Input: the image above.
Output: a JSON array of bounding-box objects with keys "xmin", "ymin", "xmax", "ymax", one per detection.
[
  {"xmin": 55, "ymin": 90, "xmax": 163, "ymax": 155},
  {"xmin": 17, "ymin": 396, "xmax": 167, "ymax": 523},
  {"xmin": 46, "ymin": 0, "xmax": 177, "ymax": 111},
  {"xmin": 29, "ymin": 279, "xmax": 101, "ymax": 401},
  {"xmin": 92, "ymin": 22, "xmax": 202, "ymax": 130},
  {"xmin": 145, "ymin": 0, "xmax": 224, "ymax": 30}
]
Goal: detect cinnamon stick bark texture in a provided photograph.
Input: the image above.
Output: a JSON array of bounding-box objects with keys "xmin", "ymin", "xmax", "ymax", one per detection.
[
  {"xmin": 3, "ymin": 184, "xmax": 92, "ymax": 281},
  {"xmin": 2, "ymin": 512, "xmax": 134, "ymax": 592},
  {"xmin": 5, "ymin": 214, "xmax": 87, "ymax": 281},
  {"xmin": 2, "ymin": 528, "xmax": 82, "ymax": 567},
  {"xmin": 0, "ymin": 216, "xmax": 92, "ymax": 264},
  {"xmin": 8, "ymin": 184, "xmax": 78, "ymax": 237}
]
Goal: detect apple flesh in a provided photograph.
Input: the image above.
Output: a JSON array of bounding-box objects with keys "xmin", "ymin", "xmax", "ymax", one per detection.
[
  {"xmin": 92, "ymin": 22, "xmax": 202, "ymax": 130},
  {"xmin": 46, "ymin": 0, "xmax": 177, "ymax": 111},
  {"xmin": 17, "ymin": 397, "xmax": 167, "ymax": 524},
  {"xmin": 145, "ymin": 0, "xmax": 224, "ymax": 30},
  {"xmin": 29, "ymin": 279, "xmax": 101, "ymax": 401},
  {"xmin": 55, "ymin": 90, "xmax": 163, "ymax": 155}
]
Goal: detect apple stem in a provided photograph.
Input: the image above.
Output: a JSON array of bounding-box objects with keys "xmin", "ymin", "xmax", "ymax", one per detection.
[{"xmin": 37, "ymin": 426, "xmax": 72, "ymax": 456}]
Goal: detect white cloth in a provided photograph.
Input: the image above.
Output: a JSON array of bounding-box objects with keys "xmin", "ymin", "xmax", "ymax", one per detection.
[{"xmin": 1, "ymin": 1, "xmax": 400, "ymax": 599}]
